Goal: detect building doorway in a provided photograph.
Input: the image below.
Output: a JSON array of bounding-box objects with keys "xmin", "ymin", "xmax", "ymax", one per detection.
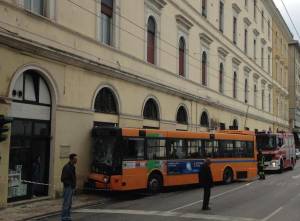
[{"xmin": 8, "ymin": 69, "xmax": 52, "ymax": 202}]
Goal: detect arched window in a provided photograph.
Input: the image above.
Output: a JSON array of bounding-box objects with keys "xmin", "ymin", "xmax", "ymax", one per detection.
[
  {"xmin": 233, "ymin": 72, "xmax": 237, "ymax": 99},
  {"xmin": 202, "ymin": 0, "xmax": 207, "ymax": 17},
  {"xmin": 202, "ymin": 52, "xmax": 207, "ymax": 86},
  {"xmin": 233, "ymin": 119, "xmax": 238, "ymax": 129},
  {"xmin": 143, "ymin": 98, "xmax": 159, "ymax": 120},
  {"xmin": 200, "ymin": 111, "xmax": 209, "ymax": 127},
  {"xmin": 176, "ymin": 106, "xmax": 188, "ymax": 124},
  {"xmin": 12, "ymin": 70, "xmax": 51, "ymax": 105},
  {"xmin": 179, "ymin": 37, "xmax": 185, "ymax": 77},
  {"xmin": 94, "ymin": 87, "xmax": 118, "ymax": 114},
  {"xmin": 147, "ymin": 16, "xmax": 156, "ymax": 64},
  {"xmin": 219, "ymin": 63, "xmax": 224, "ymax": 93},
  {"xmin": 244, "ymin": 79, "xmax": 248, "ymax": 103}
]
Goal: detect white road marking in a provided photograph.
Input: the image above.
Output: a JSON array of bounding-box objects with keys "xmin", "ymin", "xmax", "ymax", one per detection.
[
  {"xmin": 168, "ymin": 182, "xmax": 254, "ymax": 212},
  {"xmin": 75, "ymin": 208, "xmax": 259, "ymax": 221},
  {"xmin": 261, "ymin": 207, "xmax": 283, "ymax": 221},
  {"xmin": 292, "ymin": 174, "xmax": 300, "ymax": 179}
]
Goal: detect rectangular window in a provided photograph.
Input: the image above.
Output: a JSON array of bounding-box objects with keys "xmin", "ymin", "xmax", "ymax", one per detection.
[
  {"xmin": 244, "ymin": 29, "xmax": 248, "ymax": 54},
  {"xmin": 254, "ymin": 0, "xmax": 257, "ymax": 20},
  {"xmin": 202, "ymin": 0, "xmax": 207, "ymax": 18},
  {"xmin": 268, "ymin": 54, "xmax": 271, "ymax": 73},
  {"xmin": 147, "ymin": 138, "xmax": 166, "ymax": 160},
  {"xmin": 268, "ymin": 21, "xmax": 271, "ymax": 40},
  {"xmin": 124, "ymin": 138, "xmax": 145, "ymax": 160},
  {"xmin": 101, "ymin": 0, "xmax": 113, "ymax": 45},
  {"xmin": 24, "ymin": 0, "xmax": 46, "ymax": 16},
  {"xmin": 233, "ymin": 17, "xmax": 237, "ymax": 45},
  {"xmin": 167, "ymin": 139, "xmax": 188, "ymax": 159},
  {"xmin": 262, "ymin": 89, "xmax": 265, "ymax": 110},
  {"xmin": 254, "ymin": 39, "xmax": 257, "ymax": 61},
  {"xmin": 261, "ymin": 47, "xmax": 264, "ymax": 68},
  {"xmin": 219, "ymin": 1, "xmax": 224, "ymax": 32},
  {"xmin": 261, "ymin": 11, "xmax": 264, "ymax": 31}
]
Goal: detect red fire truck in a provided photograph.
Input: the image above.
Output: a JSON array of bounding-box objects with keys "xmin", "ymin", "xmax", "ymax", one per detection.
[{"xmin": 256, "ymin": 132, "xmax": 296, "ymax": 173}]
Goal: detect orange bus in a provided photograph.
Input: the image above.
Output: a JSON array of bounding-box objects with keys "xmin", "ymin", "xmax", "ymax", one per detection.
[{"xmin": 86, "ymin": 127, "xmax": 257, "ymax": 193}]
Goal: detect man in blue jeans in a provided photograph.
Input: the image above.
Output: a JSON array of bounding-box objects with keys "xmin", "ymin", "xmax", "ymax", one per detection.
[{"xmin": 61, "ymin": 153, "xmax": 77, "ymax": 221}]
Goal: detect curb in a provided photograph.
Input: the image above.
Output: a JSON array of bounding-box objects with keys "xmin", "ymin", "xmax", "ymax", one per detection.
[{"xmin": 23, "ymin": 199, "xmax": 110, "ymax": 221}]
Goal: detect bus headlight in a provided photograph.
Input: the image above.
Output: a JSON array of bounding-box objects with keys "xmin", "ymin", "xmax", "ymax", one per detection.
[
  {"xmin": 103, "ymin": 177, "xmax": 109, "ymax": 183},
  {"xmin": 272, "ymin": 162, "xmax": 276, "ymax": 167}
]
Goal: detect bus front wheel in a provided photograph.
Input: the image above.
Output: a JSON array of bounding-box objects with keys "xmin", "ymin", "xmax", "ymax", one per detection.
[
  {"xmin": 147, "ymin": 174, "xmax": 162, "ymax": 194},
  {"xmin": 223, "ymin": 167, "xmax": 234, "ymax": 184}
]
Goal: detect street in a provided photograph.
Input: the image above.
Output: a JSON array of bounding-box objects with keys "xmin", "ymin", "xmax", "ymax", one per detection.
[{"xmin": 41, "ymin": 164, "xmax": 300, "ymax": 221}]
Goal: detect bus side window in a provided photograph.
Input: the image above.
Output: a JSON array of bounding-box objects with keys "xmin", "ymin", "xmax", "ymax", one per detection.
[
  {"xmin": 188, "ymin": 140, "xmax": 199, "ymax": 158},
  {"xmin": 221, "ymin": 140, "xmax": 234, "ymax": 158},
  {"xmin": 246, "ymin": 142, "xmax": 254, "ymax": 157},
  {"xmin": 278, "ymin": 137, "xmax": 283, "ymax": 147},
  {"xmin": 124, "ymin": 138, "xmax": 145, "ymax": 160},
  {"xmin": 147, "ymin": 138, "xmax": 166, "ymax": 160},
  {"xmin": 205, "ymin": 140, "xmax": 217, "ymax": 158},
  {"xmin": 169, "ymin": 139, "xmax": 188, "ymax": 159}
]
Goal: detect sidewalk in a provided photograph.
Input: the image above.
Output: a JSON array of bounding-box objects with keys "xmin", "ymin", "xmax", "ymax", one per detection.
[{"xmin": 0, "ymin": 194, "xmax": 107, "ymax": 221}]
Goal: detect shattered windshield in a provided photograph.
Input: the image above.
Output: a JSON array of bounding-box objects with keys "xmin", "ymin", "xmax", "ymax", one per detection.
[
  {"xmin": 256, "ymin": 135, "xmax": 277, "ymax": 150},
  {"xmin": 93, "ymin": 137, "xmax": 117, "ymax": 166}
]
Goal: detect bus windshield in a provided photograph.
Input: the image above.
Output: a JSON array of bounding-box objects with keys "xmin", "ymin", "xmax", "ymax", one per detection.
[
  {"xmin": 256, "ymin": 135, "xmax": 277, "ymax": 150},
  {"xmin": 93, "ymin": 136, "xmax": 117, "ymax": 165}
]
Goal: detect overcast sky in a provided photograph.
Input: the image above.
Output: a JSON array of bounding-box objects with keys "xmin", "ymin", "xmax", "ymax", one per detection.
[{"xmin": 273, "ymin": 0, "xmax": 300, "ymax": 40}]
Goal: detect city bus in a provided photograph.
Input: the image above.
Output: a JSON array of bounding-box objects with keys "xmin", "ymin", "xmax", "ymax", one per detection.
[
  {"xmin": 86, "ymin": 127, "xmax": 257, "ymax": 193},
  {"xmin": 256, "ymin": 131, "xmax": 296, "ymax": 172}
]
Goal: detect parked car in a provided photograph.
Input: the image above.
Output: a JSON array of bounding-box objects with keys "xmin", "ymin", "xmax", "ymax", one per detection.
[{"xmin": 296, "ymin": 148, "xmax": 300, "ymax": 160}]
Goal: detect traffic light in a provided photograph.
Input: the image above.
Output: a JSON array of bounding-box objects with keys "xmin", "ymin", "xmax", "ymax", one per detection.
[{"xmin": 0, "ymin": 115, "xmax": 13, "ymax": 142}]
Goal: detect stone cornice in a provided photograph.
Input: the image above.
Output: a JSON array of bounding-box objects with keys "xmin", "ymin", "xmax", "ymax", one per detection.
[
  {"xmin": 261, "ymin": 38, "xmax": 267, "ymax": 45},
  {"xmin": 232, "ymin": 57, "xmax": 241, "ymax": 66},
  {"xmin": 146, "ymin": 0, "xmax": 167, "ymax": 9},
  {"xmin": 244, "ymin": 66, "xmax": 251, "ymax": 73},
  {"xmin": 218, "ymin": 47, "xmax": 229, "ymax": 57},
  {"xmin": 243, "ymin": 17, "xmax": 251, "ymax": 26},
  {"xmin": 253, "ymin": 73, "xmax": 260, "ymax": 79},
  {"xmin": 175, "ymin": 14, "xmax": 193, "ymax": 30},
  {"xmin": 253, "ymin": 28, "xmax": 260, "ymax": 36},
  {"xmin": 232, "ymin": 3, "xmax": 241, "ymax": 14},
  {"xmin": 199, "ymin": 33, "xmax": 213, "ymax": 45}
]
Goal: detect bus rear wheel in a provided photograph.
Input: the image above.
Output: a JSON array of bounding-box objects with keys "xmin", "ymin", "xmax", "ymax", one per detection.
[
  {"xmin": 223, "ymin": 167, "xmax": 233, "ymax": 184},
  {"xmin": 147, "ymin": 174, "xmax": 162, "ymax": 194}
]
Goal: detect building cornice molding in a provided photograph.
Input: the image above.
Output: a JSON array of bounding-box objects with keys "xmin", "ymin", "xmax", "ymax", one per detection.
[
  {"xmin": 253, "ymin": 28, "xmax": 260, "ymax": 36},
  {"xmin": 232, "ymin": 57, "xmax": 241, "ymax": 66},
  {"xmin": 232, "ymin": 3, "xmax": 241, "ymax": 14},
  {"xmin": 145, "ymin": 0, "xmax": 167, "ymax": 10},
  {"xmin": 199, "ymin": 33, "xmax": 213, "ymax": 45},
  {"xmin": 244, "ymin": 66, "xmax": 251, "ymax": 73},
  {"xmin": 243, "ymin": 17, "xmax": 251, "ymax": 26},
  {"xmin": 261, "ymin": 38, "xmax": 267, "ymax": 45},
  {"xmin": 175, "ymin": 14, "xmax": 193, "ymax": 30},
  {"xmin": 218, "ymin": 47, "xmax": 229, "ymax": 57}
]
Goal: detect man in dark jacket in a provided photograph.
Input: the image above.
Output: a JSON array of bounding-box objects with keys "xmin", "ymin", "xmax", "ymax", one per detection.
[
  {"xmin": 61, "ymin": 153, "xmax": 77, "ymax": 221},
  {"xmin": 199, "ymin": 158, "xmax": 213, "ymax": 210}
]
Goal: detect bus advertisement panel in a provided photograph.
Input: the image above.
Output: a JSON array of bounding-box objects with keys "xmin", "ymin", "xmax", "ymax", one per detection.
[{"xmin": 86, "ymin": 127, "xmax": 257, "ymax": 193}]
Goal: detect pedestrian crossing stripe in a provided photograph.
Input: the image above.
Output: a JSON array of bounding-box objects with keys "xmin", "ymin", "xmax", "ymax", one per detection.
[{"xmin": 75, "ymin": 208, "xmax": 259, "ymax": 221}]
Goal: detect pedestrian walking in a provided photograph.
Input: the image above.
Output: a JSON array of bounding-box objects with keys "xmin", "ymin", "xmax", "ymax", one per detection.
[
  {"xmin": 199, "ymin": 158, "xmax": 213, "ymax": 210},
  {"xmin": 61, "ymin": 153, "xmax": 77, "ymax": 221},
  {"xmin": 257, "ymin": 150, "xmax": 265, "ymax": 180}
]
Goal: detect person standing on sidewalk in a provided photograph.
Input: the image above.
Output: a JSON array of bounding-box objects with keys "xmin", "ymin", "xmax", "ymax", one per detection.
[
  {"xmin": 199, "ymin": 158, "xmax": 213, "ymax": 210},
  {"xmin": 257, "ymin": 150, "xmax": 265, "ymax": 180},
  {"xmin": 61, "ymin": 153, "xmax": 77, "ymax": 221}
]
